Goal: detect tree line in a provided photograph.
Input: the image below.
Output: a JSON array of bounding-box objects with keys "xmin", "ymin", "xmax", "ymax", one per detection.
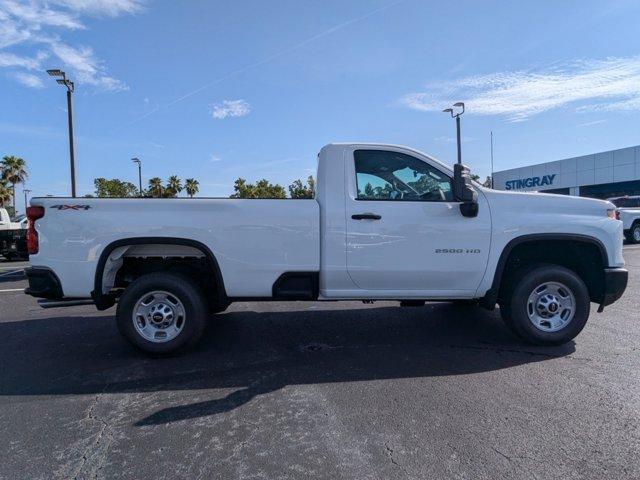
[
  {"xmin": 91, "ymin": 176, "xmax": 201, "ymax": 198},
  {"xmin": 91, "ymin": 175, "xmax": 316, "ymax": 199}
]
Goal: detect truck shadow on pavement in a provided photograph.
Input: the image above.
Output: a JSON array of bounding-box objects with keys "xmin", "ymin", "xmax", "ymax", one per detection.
[{"xmin": 0, "ymin": 303, "xmax": 575, "ymax": 425}]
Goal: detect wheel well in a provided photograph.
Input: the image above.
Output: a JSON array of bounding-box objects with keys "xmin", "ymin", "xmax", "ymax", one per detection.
[
  {"xmin": 496, "ymin": 239, "xmax": 605, "ymax": 304},
  {"xmin": 93, "ymin": 239, "xmax": 228, "ymax": 312}
]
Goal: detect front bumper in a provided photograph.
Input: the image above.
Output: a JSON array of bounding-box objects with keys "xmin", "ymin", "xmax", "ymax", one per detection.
[
  {"xmin": 598, "ymin": 267, "xmax": 628, "ymax": 311},
  {"xmin": 25, "ymin": 267, "xmax": 63, "ymax": 300}
]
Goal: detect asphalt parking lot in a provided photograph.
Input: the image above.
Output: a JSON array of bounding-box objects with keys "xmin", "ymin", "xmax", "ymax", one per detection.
[{"xmin": 1, "ymin": 247, "xmax": 639, "ymax": 480}]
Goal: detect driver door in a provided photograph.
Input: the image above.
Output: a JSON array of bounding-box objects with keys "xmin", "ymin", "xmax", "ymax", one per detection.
[{"xmin": 345, "ymin": 147, "xmax": 491, "ymax": 296}]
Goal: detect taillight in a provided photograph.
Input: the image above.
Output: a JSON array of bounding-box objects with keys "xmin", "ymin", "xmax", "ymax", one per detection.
[
  {"xmin": 615, "ymin": 210, "xmax": 620, "ymax": 220},
  {"xmin": 26, "ymin": 206, "xmax": 44, "ymax": 255}
]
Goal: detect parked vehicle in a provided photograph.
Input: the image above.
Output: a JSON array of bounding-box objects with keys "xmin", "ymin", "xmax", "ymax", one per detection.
[
  {"xmin": 0, "ymin": 208, "xmax": 27, "ymax": 260},
  {"xmin": 607, "ymin": 195, "xmax": 640, "ymax": 244},
  {"xmin": 25, "ymin": 144, "xmax": 627, "ymax": 354}
]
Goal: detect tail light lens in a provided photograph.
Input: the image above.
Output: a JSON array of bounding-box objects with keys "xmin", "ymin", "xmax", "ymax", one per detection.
[
  {"xmin": 615, "ymin": 210, "xmax": 620, "ymax": 220},
  {"xmin": 26, "ymin": 206, "xmax": 44, "ymax": 255}
]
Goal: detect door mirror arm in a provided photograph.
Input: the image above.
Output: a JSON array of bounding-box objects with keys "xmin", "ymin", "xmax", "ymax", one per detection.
[{"xmin": 452, "ymin": 163, "xmax": 479, "ymax": 218}]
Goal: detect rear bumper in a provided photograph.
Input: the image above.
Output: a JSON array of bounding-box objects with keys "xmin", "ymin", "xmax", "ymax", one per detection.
[
  {"xmin": 25, "ymin": 267, "xmax": 63, "ymax": 300},
  {"xmin": 599, "ymin": 267, "xmax": 628, "ymax": 311}
]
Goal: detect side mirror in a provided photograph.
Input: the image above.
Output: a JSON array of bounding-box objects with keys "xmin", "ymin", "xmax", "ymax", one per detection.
[{"xmin": 453, "ymin": 163, "xmax": 478, "ymax": 218}]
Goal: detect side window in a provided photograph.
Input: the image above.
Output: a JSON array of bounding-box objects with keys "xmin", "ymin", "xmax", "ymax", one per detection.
[{"xmin": 354, "ymin": 149, "xmax": 453, "ymax": 201}]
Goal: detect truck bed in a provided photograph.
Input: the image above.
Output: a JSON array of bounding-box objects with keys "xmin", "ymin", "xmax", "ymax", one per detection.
[{"xmin": 29, "ymin": 198, "xmax": 320, "ymax": 298}]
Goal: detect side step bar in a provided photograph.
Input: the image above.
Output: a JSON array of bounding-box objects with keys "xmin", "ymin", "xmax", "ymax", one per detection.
[{"xmin": 38, "ymin": 299, "xmax": 95, "ymax": 309}]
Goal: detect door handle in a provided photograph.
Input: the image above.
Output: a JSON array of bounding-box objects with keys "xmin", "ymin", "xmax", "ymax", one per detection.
[{"xmin": 352, "ymin": 213, "xmax": 382, "ymax": 220}]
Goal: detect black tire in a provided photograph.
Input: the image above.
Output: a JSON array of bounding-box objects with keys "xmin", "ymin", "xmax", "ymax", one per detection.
[
  {"xmin": 116, "ymin": 272, "xmax": 207, "ymax": 355},
  {"xmin": 499, "ymin": 265, "xmax": 590, "ymax": 346},
  {"xmin": 627, "ymin": 222, "xmax": 640, "ymax": 244}
]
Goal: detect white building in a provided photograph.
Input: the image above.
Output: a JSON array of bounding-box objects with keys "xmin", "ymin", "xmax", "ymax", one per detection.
[{"xmin": 492, "ymin": 145, "xmax": 640, "ymax": 199}]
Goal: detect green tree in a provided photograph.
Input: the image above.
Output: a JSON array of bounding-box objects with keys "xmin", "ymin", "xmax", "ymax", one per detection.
[
  {"xmin": 164, "ymin": 175, "xmax": 183, "ymax": 198},
  {"xmin": 470, "ymin": 174, "xmax": 481, "ymax": 182},
  {"xmin": 0, "ymin": 180, "xmax": 12, "ymax": 207},
  {"xmin": 230, "ymin": 178, "xmax": 286, "ymax": 199},
  {"xmin": 1, "ymin": 155, "xmax": 28, "ymax": 209},
  {"xmin": 185, "ymin": 178, "xmax": 199, "ymax": 198},
  {"xmin": 288, "ymin": 175, "xmax": 315, "ymax": 199},
  {"xmin": 94, "ymin": 178, "xmax": 138, "ymax": 198},
  {"xmin": 148, "ymin": 177, "xmax": 163, "ymax": 197},
  {"xmin": 364, "ymin": 183, "xmax": 374, "ymax": 198}
]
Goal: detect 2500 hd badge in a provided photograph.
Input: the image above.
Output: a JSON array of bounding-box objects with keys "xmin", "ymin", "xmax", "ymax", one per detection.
[{"xmin": 435, "ymin": 248, "xmax": 482, "ymax": 254}]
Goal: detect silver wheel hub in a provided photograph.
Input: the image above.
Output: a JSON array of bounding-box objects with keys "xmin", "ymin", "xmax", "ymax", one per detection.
[
  {"xmin": 132, "ymin": 291, "xmax": 186, "ymax": 343},
  {"xmin": 527, "ymin": 281, "xmax": 575, "ymax": 333},
  {"xmin": 634, "ymin": 227, "xmax": 640, "ymax": 242}
]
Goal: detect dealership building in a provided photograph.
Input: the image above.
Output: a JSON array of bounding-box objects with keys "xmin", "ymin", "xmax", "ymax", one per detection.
[{"xmin": 493, "ymin": 145, "xmax": 640, "ymax": 199}]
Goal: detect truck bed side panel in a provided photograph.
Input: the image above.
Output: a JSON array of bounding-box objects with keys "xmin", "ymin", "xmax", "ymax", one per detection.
[{"xmin": 29, "ymin": 198, "xmax": 319, "ymax": 298}]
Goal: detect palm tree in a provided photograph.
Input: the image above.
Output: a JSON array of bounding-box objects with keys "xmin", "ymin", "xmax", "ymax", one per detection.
[
  {"xmin": 0, "ymin": 181, "xmax": 11, "ymax": 207},
  {"xmin": 148, "ymin": 177, "xmax": 163, "ymax": 197},
  {"xmin": 1, "ymin": 156, "xmax": 28, "ymax": 209},
  {"xmin": 165, "ymin": 175, "xmax": 183, "ymax": 197},
  {"xmin": 185, "ymin": 178, "xmax": 199, "ymax": 198}
]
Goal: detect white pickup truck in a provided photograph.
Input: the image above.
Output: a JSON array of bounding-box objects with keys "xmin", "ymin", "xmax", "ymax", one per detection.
[
  {"xmin": 0, "ymin": 207, "xmax": 27, "ymax": 260},
  {"xmin": 607, "ymin": 195, "xmax": 640, "ymax": 244},
  {"xmin": 24, "ymin": 143, "xmax": 628, "ymax": 354}
]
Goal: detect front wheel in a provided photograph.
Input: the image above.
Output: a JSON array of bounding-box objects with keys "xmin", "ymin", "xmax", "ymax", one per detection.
[
  {"xmin": 627, "ymin": 223, "xmax": 640, "ymax": 244},
  {"xmin": 116, "ymin": 272, "xmax": 207, "ymax": 355},
  {"xmin": 500, "ymin": 265, "xmax": 590, "ymax": 346}
]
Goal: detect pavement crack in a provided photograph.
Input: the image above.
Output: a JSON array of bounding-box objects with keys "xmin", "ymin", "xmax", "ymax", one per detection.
[
  {"xmin": 491, "ymin": 445, "xmax": 513, "ymax": 463},
  {"xmin": 384, "ymin": 442, "xmax": 409, "ymax": 477},
  {"xmin": 70, "ymin": 384, "xmax": 115, "ymax": 480}
]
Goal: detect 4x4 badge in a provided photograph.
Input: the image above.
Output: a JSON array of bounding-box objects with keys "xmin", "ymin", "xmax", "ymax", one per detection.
[{"xmin": 50, "ymin": 205, "xmax": 92, "ymax": 210}]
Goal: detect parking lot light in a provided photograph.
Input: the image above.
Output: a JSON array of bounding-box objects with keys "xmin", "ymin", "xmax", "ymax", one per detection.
[{"xmin": 46, "ymin": 69, "xmax": 76, "ymax": 198}]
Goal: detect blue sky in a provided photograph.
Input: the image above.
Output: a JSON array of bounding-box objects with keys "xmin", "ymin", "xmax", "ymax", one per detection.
[{"xmin": 2, "ymin": 0, "xmax": 640, "ymax": 208}]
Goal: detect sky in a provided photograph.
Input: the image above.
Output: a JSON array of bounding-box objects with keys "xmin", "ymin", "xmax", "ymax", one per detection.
[{"xmin": 2, "ymin": 0, "xmax": 640, "ymax": 210}]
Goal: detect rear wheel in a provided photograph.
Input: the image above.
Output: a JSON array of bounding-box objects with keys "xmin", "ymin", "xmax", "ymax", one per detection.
[
  {"xmin": 116, "ymin": 272, "xmax": 207, "ymax": 355},
  {"xmin": 500, "ymin": 265, "xmax": 590, "ymax": 345}
]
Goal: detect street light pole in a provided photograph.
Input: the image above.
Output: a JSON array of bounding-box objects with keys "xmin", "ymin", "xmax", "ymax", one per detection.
[
  {"xmin": 132, "ymin": 158, "xmax": 142, "ymax": 196},
  {"xmin": 66, "ymin": 87, "xmax": 76, "ymax": 198},
  {"xmin": 23, "ymin": 189, "xmax": 31, "ymax": 213},
  {"xmin": 490, "ymin": 131, "xmax": 494, "ymax": 189},
  {"xmin": 442, "ymin": 102, "xmax": 465, "ymax": 165},
  {"xmin": 47, "ymin": 69, "xmax": 76, "ymax": 197}
]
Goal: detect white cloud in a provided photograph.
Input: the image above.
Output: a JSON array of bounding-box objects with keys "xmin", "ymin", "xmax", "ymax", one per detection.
[
  {"xmin": 50, "ymin": 42, "xmax": 127, "ymax": 91},
  {"xmin": 211, "ymin": 99, "xmax": 251, "ymax": 119},
  {"xmin": 0, "ymin": 50, "xmax": 47, "ymax": 69},
  {"xmin": 400, "ymin": 56, "xmax": 640, "ymax": 121},
  {"xmin": 209, "ymin": 154, "xmax": 222, "ymax": 162},
  {"xmin": 50, "ymin": 0, "xmax": 144, "ymax": 17},
  {"xmin": 576, "ymin": 119, "xmax": 607, "ymax": 128},
  {"xmin": 12, "ymin": 72, "xmax": 44, "ymax": 88},
  {"xmin": 0, "ymin": 0, "xmax": 142, "ymax": 90},
  {"xmin": 0, "ymin": 0, "xmax": 84, "ymax": 30}
]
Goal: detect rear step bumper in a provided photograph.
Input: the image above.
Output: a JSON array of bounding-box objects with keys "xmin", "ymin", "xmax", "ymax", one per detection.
[
  {"xmin": 24, "ymin": 267, "xmax": 63, "ymax": 299},
  {"xmin": 26, "ymin": 267, "xmax": 96, "ymax": 308}
]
